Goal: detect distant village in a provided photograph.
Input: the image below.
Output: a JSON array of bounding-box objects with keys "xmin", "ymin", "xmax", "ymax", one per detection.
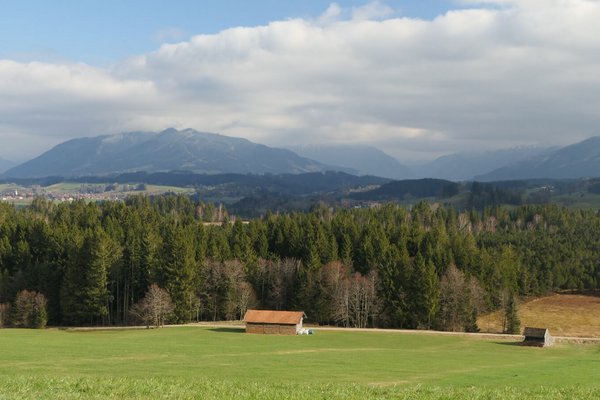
[{"xmin": 0, "ymin": 183, "xmax": 175, "ymax": 204}]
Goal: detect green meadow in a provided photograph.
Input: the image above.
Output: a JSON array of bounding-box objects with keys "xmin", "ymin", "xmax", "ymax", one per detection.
[{"xmin": 0, "ymin": 327, "xmax": 599, "ymax": 399}]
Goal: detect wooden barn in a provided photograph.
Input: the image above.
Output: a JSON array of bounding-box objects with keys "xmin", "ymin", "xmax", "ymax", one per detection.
[
  {"xmin": 522, "ymin": 327, "xmax": 554, "ymax": 347},
  {"xmin": 244, "ymin": 310, "xmax": 305, "ymax": 335}
]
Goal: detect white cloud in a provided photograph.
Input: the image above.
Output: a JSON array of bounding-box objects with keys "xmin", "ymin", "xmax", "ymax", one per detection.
[
  {"xmin": 2, "ymin": 0, "xmax": 600, "ymax": 161},
  {"xmin": 317, "ymin": 3, "xmax": 343, "ymax": 25},
  {"xmin": 351, "ymin": 1, "xmax": 395, "ymax": 20}
]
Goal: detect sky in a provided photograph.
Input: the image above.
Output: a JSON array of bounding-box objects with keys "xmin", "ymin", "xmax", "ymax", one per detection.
[{"xmin": 1, "ymin": 0, "xmax": 600, "ymax": 162}]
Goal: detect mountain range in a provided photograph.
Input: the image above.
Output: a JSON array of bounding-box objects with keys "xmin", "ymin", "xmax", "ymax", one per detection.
[
  {"xmin": 4, "ymin": 128, "xmax": 336, "ymax": 178},
  {"xmin": 476, "ymin": 137, "xmax": 600, "ymax": 181},
  {"xmin": 290, "ymin": 144, "xmax": 413, "ymax": 180},
  {"xmin": 414, "ymin": 146, "xmax": 555, "ymax": 181},
  {"xmin": 4, "ymin": 128, "xmax": 600, "ymax": 181}
]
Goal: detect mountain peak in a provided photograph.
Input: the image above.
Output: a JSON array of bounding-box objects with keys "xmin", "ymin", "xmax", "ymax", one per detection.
[
  {"xmin": 3, "ymin": 129, "xmax": 333, "ymax": 178},
  {"xmin": 160, "ymin": 127, "xmax": 179, "ymax": 135}
]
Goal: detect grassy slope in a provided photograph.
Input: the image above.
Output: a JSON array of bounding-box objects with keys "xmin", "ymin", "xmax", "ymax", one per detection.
[
  {"xmin": 478, "ymin": 294, "xmax": 600, "ymax": 337},
  {"xmin": 552, "ymin": 193, "xmax": 600, "ymax": 209},
  {"xmin": 44, "ymin": 183, "xmax": 194, "ymax": 194},
  {"xmin": 0, "ymin": 327, "xmax": 599, "ymax": 399}
]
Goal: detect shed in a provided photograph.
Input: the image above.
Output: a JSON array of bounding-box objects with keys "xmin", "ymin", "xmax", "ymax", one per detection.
[
  {"xmin": 522, "ymin": 327, "xmax": 554, "ymax": 347},
  {"xmin": 244, "ymin": 309, "xmax": 305, "ymax": 335}
]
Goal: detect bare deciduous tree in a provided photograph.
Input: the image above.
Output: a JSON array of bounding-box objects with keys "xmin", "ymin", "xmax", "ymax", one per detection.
[
  {"xmin": 199, "ymin": 259, "xmax": 257, "ymax": 321},
  {"xmin": 348, "ymin": 272, "xmax": 379, "ymax": 328},
  {"xmin": 326, "ymin": 262, "xmax": 379, "ymax": 329},
  {"xmin": 222, "ymin": 260, "xmax": 244, "ymax": 320},
  {"xmin": 437, "ymin": 265, "xmax": 485, "ymax": 332},
  {"xmin": 0, "ymin": 303, "xmax": 10, "ymax": 328},
  {"xmin": 11, "ymin": 290, "xmax": 47, "ymax": 328},
  {"xmin": 325, "ymin": 261, "xmax": 350, "ymax": 327},
  {"xmin": 268, "ymin": 259, "xmax": 300, "ymax": 311},
  {"xmin": 236, "ymin": 281, "xmax": 257, "ymax": 320},
  {"xmin": 222, "ymin": 260, "xmax": 257, "ymax": 321},
  {"xmin": 130, "ymin": 284, "xmax": 174, "ymax": 328}
]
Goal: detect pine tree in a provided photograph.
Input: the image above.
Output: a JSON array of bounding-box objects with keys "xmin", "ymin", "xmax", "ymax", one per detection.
[
  {"xmin": 157, "ymin": 224, "xmax": 197, "ymax": 323},
  {"xmin": 377, "ymin": 245, "xmax": 409, "ymax": 327},
  {"xmin": 465, "ymin": 307, "xmax": 479, "ymax": 333},
  {"xmin": 422, "ymin": 260, "xmax": 440, "ymax": 329},
  {"xmin": 408, "ymin": 255, "xmax": 439, "ymax": 329},
  {"xmin": 504, "ymin": 291, "xmax": 521, "ymax": 334},
  {"xmin": 61, "ymin": 229, "xmax": 111, "ymax": 325},
  {"xmin": 340, "ymin": 233, "xmax": 353, "ymax": 267},
  {"xmin": 32, "ymin": 292, "xmax": 48, "ymax": 328}
]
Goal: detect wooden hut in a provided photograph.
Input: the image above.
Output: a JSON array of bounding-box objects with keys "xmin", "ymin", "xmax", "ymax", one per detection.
[
  {"xmin": 522, "ymin": 327, "xmax": 554, "ymax": 347},
  {"xmin": 244, "ymin": 310, "xmax": 304, "ymax": 335}
]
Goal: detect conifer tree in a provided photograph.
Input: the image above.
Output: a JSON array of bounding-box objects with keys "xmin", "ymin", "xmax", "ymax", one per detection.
[
  {"xmin": 11, "ymin": 290, "xmax": 47, "ymax": 328},
  {"xmin": 157, "ymin": 224, "xmax": 197, "ymax": 323},
  {"xmin": 377, "ymin": 245, "xmax": 409, "ymax": 327},
  {"xmin": 408, "ymin": 255, "xmax": 439, "ymax": 329},
  {"xmin": 504, "ymin": 291, "xmax": 521, "ymax": 334},
  {"xmin": 61, "ymin": 229, "xmax": 111, "ymax": 325}
]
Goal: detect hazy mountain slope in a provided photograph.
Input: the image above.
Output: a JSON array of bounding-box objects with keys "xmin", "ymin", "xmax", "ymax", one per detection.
[
  {"xmin": 291, "ymin": 144, "xmax": 413, "ymax": 179},
  {"xmin": 478, "ymin": 137, "xmax": 600, "ymax": 181},
  {"xmin": 0, "ymin": 157, "xmax": 16, "ymax": 174},
  {"xmin": 4, "ymin": 128, "xmax": 334, "ymax": 178},
  {"xmin": 415, "ymin": 147, "xmax": 553, "ymax": 181}
]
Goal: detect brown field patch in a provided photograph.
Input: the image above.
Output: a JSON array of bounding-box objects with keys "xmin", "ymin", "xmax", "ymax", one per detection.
[{"xmin": 478, "ymin": 293, "xmax": 600, "ymax": 337}]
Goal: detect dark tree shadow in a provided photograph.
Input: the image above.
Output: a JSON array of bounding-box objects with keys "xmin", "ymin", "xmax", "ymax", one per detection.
[{"xmin": 207, "ymin": 327, "xmax": 245, "ymax": 334}]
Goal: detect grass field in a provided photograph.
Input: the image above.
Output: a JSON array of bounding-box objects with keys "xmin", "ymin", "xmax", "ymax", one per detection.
[
  {"xmin": 43, "ymin": 182, "xmax": 194, "ymax": 195},
  {"xmin": 552, "ymin": 192, "xmax": 600, "ymax": 209},
  {"xmin": 0, "ymin": 183, "xmax": 195, "ymax": 207},
  {"xmin": 478, "ymin": 293, "xmax": 600, "ymax": 337},
  {"xmin": 1, "ymin": 327, "xmax": 599, "ymax": 399}
]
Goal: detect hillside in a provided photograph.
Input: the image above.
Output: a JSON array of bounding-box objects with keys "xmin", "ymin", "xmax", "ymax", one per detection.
[
  {"xmin": 3, "ymin": 128, "xmax": 336, "ymax": 178},
  {"xmin": 414, "ymin": 146, "xmax": 553, "ymax": 181},
  {"xmin": 478, "ymin": 294, "xmax": 600, "ymax": 337},
  {"xmin": 349, "ymin": 178, "xmax": 459, "ymax": 201},
  {"xmin": 478, "ymin": 137, "xmax": 600, "ymax": 181},
  {"xmin": 77, "ymin": 170, "xmax": 389, "ymax": 196},
  {"xmin": 291, "ymin": 144, "xmax": 414, "ymax": 180}
]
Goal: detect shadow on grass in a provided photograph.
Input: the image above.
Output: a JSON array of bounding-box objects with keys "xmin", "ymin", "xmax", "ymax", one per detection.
[
  {"xmin": 494, "ymin": 341, "xmax": 524, "ymax": 347},
  {"xmin": 207, "ymin": 327, "xmax": 245, "ymax": 334}
]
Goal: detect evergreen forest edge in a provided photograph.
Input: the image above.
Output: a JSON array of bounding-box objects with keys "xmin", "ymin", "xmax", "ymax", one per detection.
[{"xmin": 1, "ymin": 194, "xmax": 599, "ymax": 331}]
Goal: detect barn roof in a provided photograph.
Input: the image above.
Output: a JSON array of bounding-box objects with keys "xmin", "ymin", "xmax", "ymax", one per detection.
[
  {"xmin": 244, "ymin": 310, "xmax": 304, "ymax": 325},
  {"xmin": 523, "ymin": 327, "xmax": 549, "ymax": 338}
]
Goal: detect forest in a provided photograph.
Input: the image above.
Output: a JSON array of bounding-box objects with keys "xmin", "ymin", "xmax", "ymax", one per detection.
[{"xmin": 1, "ymin": 195, "xmax": 599, "ymax": 331}]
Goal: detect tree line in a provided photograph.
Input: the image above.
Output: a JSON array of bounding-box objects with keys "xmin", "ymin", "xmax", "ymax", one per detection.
[{"xmin": 1, "ymin": 195, "xmax": 599, "ymax": 331}]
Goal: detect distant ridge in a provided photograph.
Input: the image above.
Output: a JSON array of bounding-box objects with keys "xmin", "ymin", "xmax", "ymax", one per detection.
[
  {"xmin": 414, "ymin": 146, "xmax": 553, "ymax": 181},
  {"xmin": 4, "ymin": 128, "xmax": 343, "ymax": 178},
  {"xmin": 349, "ymin": 178, "xmax": 459, "ymax": 200},
  {"xmin": 291, "ymin": 144, "xmax": 414, "ymax": 180},
  {"xmin": 477, "ymin": 137, "xmax": 600, "ymax": 181}
]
